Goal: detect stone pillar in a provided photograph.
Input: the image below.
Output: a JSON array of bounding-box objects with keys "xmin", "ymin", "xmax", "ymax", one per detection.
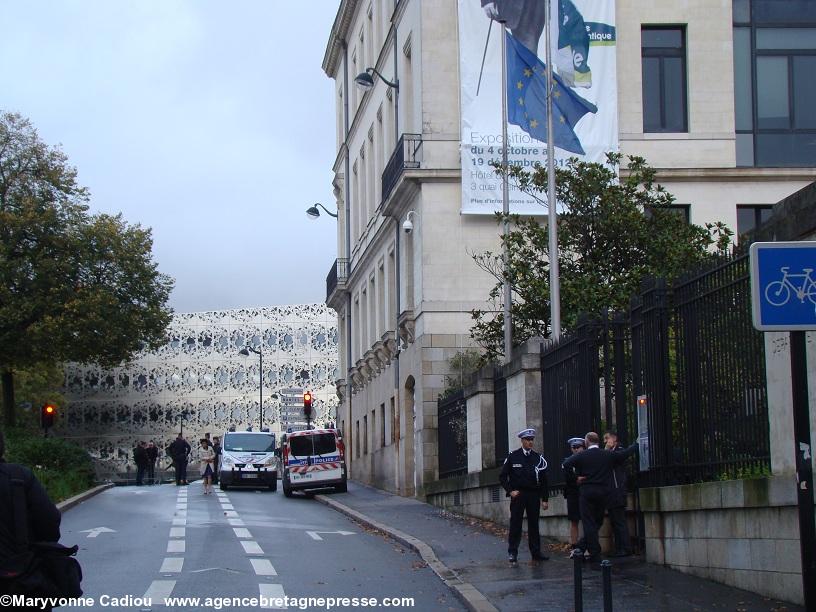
[
  {"xmin": 503, "ymin": 338, "xmax": 544, "ymax": 451},
  {"xmin": 465, "ymin": 367, "xmax": 495, "ymax": 473}
]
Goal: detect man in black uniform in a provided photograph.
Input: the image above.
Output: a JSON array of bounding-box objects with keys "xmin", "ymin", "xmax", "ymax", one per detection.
[
  {"xmin": 168, "ymin": 434, "xmax": 191, "ymax": 486},
  {"xmin": 133, "ymin": 441, "xmax": 148, "ymax": 486},
  {"xmin": 499, "ymin": 427, "xmax": 550, "ymax": 563},
  {"xmin": 146, "ymin": 441, "xmax": 159, "ymax": 485},
  {"xmin": 0, "ymin": 431, "xmax": 62, "ymax": 606},
  {"xmin": 563, "ymin": 432, "xmax": 637, "ymax": 562},
  {"xmin": 604, "ymin": 430, "xmax": 632, "ymax": 557}
]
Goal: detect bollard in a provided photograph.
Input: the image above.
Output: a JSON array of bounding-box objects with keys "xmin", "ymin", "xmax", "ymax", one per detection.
[
  {"xmin": 601, "ymin": 560, "xmax": 613, "ymax": 612},
  {"xmin": 573, "ymin": 552, "xmax": 583, "ymax": 612}
]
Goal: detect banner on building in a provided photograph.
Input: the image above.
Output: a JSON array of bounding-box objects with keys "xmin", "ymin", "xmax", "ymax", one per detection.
[{"xmin": 458, "ymin": 0, "xmax": 618, "ymax": 214}]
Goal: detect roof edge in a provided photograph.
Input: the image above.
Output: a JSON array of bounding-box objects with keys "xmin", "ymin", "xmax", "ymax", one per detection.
[{"xmin": 322, "ymin": 0, "xmax": 359, "ymax": 77}]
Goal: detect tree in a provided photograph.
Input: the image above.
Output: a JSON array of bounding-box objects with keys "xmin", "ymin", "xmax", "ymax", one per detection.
[
  {"xmin": 0, "ymin": 111, "xmax": 174, "ymax": 427},
  {"xmin": 471, "ymin": 153, "xmax": 732, "ymax": 362}
]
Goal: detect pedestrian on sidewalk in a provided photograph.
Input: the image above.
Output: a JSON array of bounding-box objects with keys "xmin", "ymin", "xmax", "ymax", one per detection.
[
  {"xmin": 563, "ymin": 437, "xmax": 585, "ymax": 554},
  {"xmin": 133, "ymin": 441, "xmax": 148, "ymax": 486},
  {"xmin": 168, "ymin": 434, "xmax": 191, "ymax": 486},
  {"xmin": 604, "ymin": 430, "xmax": 633, "ymax": 557},
  {"xmin": 146, "ymin": 440, "xmax": 159, "ymax": 485},
  {"xmin": 199, "ymin": 439, "xmax": 215, "ymax": 495},
  {"xmin": 499, "ymin": 427, "xmax": 550, "ymax": 564},
  {"xmin": 563, "ymin": 432, "xmax": 637, "ymax": 564}
]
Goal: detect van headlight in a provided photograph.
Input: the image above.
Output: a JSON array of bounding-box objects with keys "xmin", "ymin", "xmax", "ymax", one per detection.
[{"xmin": 221, "ymin": 456, "xmax": 234, "ymax": 467}]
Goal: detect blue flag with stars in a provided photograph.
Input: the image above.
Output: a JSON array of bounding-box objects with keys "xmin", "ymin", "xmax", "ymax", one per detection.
[{"xmin": 506, "ymin": 32, "xmax": 597, "ymax": 155}]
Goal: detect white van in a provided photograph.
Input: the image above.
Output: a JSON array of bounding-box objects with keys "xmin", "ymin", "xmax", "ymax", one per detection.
[
  {"xmin": 219, "ymin": 430, "xmax": 278, "ymax": 491},
  {"xmin": 281, "ymin": 428, "xmax": 347, "ymax": 497}
]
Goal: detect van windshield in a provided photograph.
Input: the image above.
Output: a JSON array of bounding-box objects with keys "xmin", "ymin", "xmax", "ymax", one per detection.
[
  {"xmin": 224, "ymin": 434, "xmax": 275, "ymax": 453},
  {"xmin": 289, "ymin": 434, "xmax": 336, "ymax": 457}
]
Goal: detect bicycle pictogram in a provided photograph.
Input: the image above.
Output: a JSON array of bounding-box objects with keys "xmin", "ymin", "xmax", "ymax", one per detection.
[{"xmin": 764, "ymin": 266, "xmax": 816, "ymax": 309}]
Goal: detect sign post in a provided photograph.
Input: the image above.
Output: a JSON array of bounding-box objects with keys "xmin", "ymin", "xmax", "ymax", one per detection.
[{"xmin": 750, "ymin": 241, "xmax": 816, "ymax": 611}]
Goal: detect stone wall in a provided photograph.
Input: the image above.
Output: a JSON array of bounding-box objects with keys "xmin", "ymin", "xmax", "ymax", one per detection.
[{"xmin": 639, "ymin": 477, "xmax": 805, "ymax": 606}]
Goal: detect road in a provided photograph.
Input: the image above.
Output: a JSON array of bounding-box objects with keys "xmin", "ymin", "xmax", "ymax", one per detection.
[{"xmin": 58, "ymin": 484, "xmax": 465, "ymax": 611}]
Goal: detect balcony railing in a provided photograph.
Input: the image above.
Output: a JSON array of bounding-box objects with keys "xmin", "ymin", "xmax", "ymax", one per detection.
[
  {"xmin": 326, "ymin": 258, "xmax": 349, "ymax": 303},
  {"xmin": 381, "ymin": 133, "xmax": 422, "ymax": 204}
]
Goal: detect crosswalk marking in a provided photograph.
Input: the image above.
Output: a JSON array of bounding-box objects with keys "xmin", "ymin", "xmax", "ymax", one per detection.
[
  {"xmin": 233, "ymin": 527, "xmax": 252, "ymax": 539},
  {"xmin": 224, "ymin": 510, "xmax": 238, "ymax": 518},
  {"xmin": 228, "ymin": 518, "xmax": 245, "ymax": 526},
  {"xmin": 172, "ymin": 517, "xmax": 186, "ymax": 526},
  {"xmin": 160, "ymin": 557, "xmax": 184, "ymax": 573},
  {"xmin": 250, "ymin": 558, "xmax": 277, "ymax": 576},
  {"xmin": 143, "ymin": 579, "xmax": 176, "ymax": 603},
  {"xmin": 241, "ymin": 541, "xmax": 264, "ymax": 555},
  {"xmin": 169, "ymin": 527, "xmax": 185, "ymax": 538},
  {"xmin": 221, "ymin": 504, "xmax": 235, "ymax": 510},
  {"xmin": 259, "ymin": 583, "xmax": 286, "ymax": 609},
  {"xmin": 167, "ymin": 540, "xmax": 185, "ymax": 553}
]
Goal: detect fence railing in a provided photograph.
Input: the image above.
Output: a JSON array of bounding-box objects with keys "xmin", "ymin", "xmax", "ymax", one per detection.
[
  {"xmin": 325, "ymin": 258, "xmax": 349, "ymax": 303},
  {"xmin": 494, "ymin": 372, "xmax": 508, "ymax": 466},
  {"xmin": 381, "ymin": 133, "xmax": 422, "ymax": 204},
  {"xmin": 438, "ymin": 389, "xmax": 467, "ymax": 479}
]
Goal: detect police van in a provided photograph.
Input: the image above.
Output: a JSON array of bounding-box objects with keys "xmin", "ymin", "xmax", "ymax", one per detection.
[
  {"xmin": 281, "ymin": 428, "xmax": 346, "ymax": 497},
  {"xmin": 219, "ymin": 429, "xmax": 278, "ymax": 492}
]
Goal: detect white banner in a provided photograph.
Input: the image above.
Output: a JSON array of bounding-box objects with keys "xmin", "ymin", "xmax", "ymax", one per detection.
[{"xmin": 459, "ymin": 0, "xmax": 618, "ymax": 214}]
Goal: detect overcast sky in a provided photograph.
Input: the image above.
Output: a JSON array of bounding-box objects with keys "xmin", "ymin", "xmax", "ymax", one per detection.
[{"xmin": 1, "ymin": 0, "xmax": 340, "ymax": 313}]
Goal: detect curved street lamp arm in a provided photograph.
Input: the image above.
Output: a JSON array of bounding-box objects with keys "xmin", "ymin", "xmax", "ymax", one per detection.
[
  {"xmin": 368, "ymin": 67, "xmax": 399, "ymax": 90},
  {"xmin": 315, "ymin": 203, "xmax": 338, "ymax": 218}
]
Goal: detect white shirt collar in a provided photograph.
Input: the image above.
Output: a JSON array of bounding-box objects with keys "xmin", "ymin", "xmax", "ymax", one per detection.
[{"xmin": 588, "ymin": 444, "xmax": 599, "ymax": 449}]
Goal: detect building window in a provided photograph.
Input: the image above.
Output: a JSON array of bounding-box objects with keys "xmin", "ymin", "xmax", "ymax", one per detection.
[
  {"xmin": 641, "ymin": 26, "xmax": 688, "ymax": 133},
  {"xmin": 644, "ymin": 203, "xmax": 691, "ymax": 223},
  {"xmin": 737, "ymin": 204, "xmax": 773, "ymax": 237},
  {"xmin": 363, "ymin": 415, "xmax": 368, "ymax": 455},
  {"xmin": 355, "ymin": 420, "xmax": 360, "ymax": 458},
  {"xmin": 380, "ymin": 403, "xmax": 386, "ymax": 447},
  {"xmin": 390, "ymin": 396, "xmax": 396, "ymax": 444},
  {"xmin": 733, "ymin": 2, "xmax": 816, "ymax": 166}
]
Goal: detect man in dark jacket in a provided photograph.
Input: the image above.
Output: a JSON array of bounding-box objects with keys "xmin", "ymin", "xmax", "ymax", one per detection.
[
  {"xmin": 211, "ymin": 436, "xmax": 222, "ymax": 485},
  {"xmin": 499, "ymin": 427, "xmax": 550, "ymax": 563},
  {"xmin": 167, "ymin": 435, "xmax": 191, "ymax": 486},
  {"xmin": 133, "ymin": 441, "xmax": 148, "ymax": 486},
  {"xmin": 146, "ymin": 441, "xmax": 159, "ymax": 485},
  {"xmin": 604, "ymin": 431, "xmax": 632, "ymax": 556},
  {"xmin": 563, "ymin": 437, "xmax": 585, "ymax": 552},
  {"xmin": 563, "ymin": 432, "xmax": 637, "ymax": 562},
  {"xmin": 0, "ymin": 430, "xmax": 62, "ymax": 601}
]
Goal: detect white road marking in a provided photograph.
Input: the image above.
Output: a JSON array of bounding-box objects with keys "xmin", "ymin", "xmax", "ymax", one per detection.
[
  {"xmin": 220, "ymin": 504, "xmax": 234, "ymax": 510},
  {"xmin": 159, "ymin": 558, "xmax": 184, "ymax": 573},
  {"xmin": 79, "ymin": 527, "xmax": 116, "ymax": 538},
  {"xmin": 172, "ymin": 518, "xmax": 186, "ymax": 526},
  {"xmin": 228, "ymin": 518, "xmax": 245, "ymax": 526},
  {"xmin": 224, "ymin": 510, "xmax": 238, "ymax": 518},
  {"xmin": 167, "ymin": 540, "xmax": 185, "ymax": 553},
  {"xmin": 233, "ymin": 527, "xmax": 252, "ymax": 538},
  {"xmin": 169, "ymin": 527, "xmax": 185, "ymax": 538},
  {"xmin": 143, "ymin": 579, "xmax": 176, "ymax": 603},
  {"xmin": 241, "ymin": 541, "xmax": 264, "ymax": 555},
  {"xmin": 259, "ymin": 583, "xmax": 286, "ymax": 609},
  {"xmin": 250, "ymin": 559, "xmax": 277, "ymax": 576},
  {"xmin": 306, "ymin": 530, "xmax": 355, "ymax": 541}
]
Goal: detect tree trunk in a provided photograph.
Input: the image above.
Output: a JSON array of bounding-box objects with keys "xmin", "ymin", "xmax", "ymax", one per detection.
[{"xmin": 2, "ymin": 369, "xmax": 15, "ymax": 429}]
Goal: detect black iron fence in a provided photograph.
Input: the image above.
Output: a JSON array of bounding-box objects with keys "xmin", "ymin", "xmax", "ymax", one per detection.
[
  {"xmin": 381, "ymin": 133, "xmax": 422, "ymax": 204},
  {"xmin": 325, "ymin": 258, "xmax": 348, "ymax": 302},
  {"xmin": 438, "ymin": 389, "xmax": 468, "ymax": 479},
  {"xmin": 494, "ymin": 372, "xmax": 508, "ymax": 466},
  {"xmin": 541, "ymin": 253, "xmax": 770, "ymax": 490}
]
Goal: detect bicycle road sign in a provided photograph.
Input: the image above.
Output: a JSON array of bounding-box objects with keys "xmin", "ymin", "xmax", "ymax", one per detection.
[{"xmin": 750, "ymin": 241, "xmax": 816, "ymax": 331}]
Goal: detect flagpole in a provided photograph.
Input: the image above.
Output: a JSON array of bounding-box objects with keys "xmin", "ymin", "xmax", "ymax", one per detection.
[
  {"xmin": 544, "ymin": 0, "xmax": 561, "ymax": 340},
  {"xmin": 501, "ymin": 22, "xmax": 512, "ymax": 362}
]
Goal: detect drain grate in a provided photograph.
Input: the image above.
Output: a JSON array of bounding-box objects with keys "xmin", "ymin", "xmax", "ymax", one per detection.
[
  {"xmin": 490, "ymin": 485, "xmax": 501, "ymax": 503},
  {"xmin": 453, "ymin": 490, "xmax": 461, "ymax": 506}
]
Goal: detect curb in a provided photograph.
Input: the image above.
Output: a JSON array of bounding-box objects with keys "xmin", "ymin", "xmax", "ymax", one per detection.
[
  {"xmin": 314, "ymin": 494, "xmax": 499, "ymax": 612},
  {"xmin": 57, "ymin": 483, "xmax": 115, "ymax": 513}
]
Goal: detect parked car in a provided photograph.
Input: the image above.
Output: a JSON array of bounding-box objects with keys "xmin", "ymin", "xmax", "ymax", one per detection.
[
  {"xmin": 281, "ymin": 428, "xmax": 347, "ymax": 497},
  {"xmin": 219, "ymin": 429, "xmax": 278, "ymax": 491}
]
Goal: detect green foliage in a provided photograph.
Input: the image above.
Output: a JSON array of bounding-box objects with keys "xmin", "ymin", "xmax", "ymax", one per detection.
[
  {"xmin": 0, "ymin": 111, "xmax": 174, "ymax": 425},
  {"xmin": 440, "ymin": 349, "xmax": 484, "ymax": 399},
  {"xmin": 471, "ymin": 153, "xmax": 733, "ymax": 361},
  {"xmin": 5, "ymin": 428, "xmax": 95, "ymax": 502},
  {"xmin": 716, "ymin": 463, "xmax": 772, "ymax": 481}
]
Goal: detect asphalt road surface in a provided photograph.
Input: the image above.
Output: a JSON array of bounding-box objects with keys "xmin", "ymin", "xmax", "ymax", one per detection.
[{"xmin": 58, "ymin": 483, "xmax": 465, "ymax": 612}]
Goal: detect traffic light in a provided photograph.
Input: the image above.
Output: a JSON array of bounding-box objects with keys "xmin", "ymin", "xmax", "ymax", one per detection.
[
  {"xmin": 41, "ymin": 403, "xmax": 57, "ymax": 430},
  {"xmin": 303, "ymin": 392, "xmax": 313, "ymax": 418}
]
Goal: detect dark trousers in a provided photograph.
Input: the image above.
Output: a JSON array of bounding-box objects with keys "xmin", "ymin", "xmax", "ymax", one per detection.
[
  {"xmin": 608, "ymin": 505, "xmax": 631, "ymax": 553},
  {"xmin": 508, "ymin": 490, "xmax": 541, "ymax": 556},
  {"xmin": 147, "ymin": 461, "xmax": 156, "ymax": 484},
  {"xmin": 579, "ymin": 485, "xmax": 608, "ymax": 557},
  {"xmin": 212, "ymin": 459, "xmax": 219, "ymax": 484},
  {"xmin": 136, "ymin": 465, "xmax": 146, "ymax": 486},
  {"xmin": 175, "ymin": 459, "xmax": 188, "ymax": 484}
]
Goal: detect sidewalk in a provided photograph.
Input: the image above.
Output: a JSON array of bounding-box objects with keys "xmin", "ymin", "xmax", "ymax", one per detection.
[{"xmin": 315, "ymin": 482, "xmax": 802, "ymax": 612}]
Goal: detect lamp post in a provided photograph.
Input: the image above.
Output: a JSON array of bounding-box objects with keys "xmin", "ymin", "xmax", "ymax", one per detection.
[
  {"xmin": 239, "ymin": 346, "xmax": 263, "ymax": 429},
  {"xmin": 306, "ymin": 203, "xmax": 338, "ymax": 220}
]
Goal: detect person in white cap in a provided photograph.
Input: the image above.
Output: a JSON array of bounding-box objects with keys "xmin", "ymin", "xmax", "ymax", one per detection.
[{"xmin": 499, "ymin": 427, "xmax": 550, "ymax": 563}]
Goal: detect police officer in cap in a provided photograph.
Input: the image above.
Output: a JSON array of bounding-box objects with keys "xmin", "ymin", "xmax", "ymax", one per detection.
[{"xmin": 499, "ymin": 427, "xmax": 550, "ymax": 563}]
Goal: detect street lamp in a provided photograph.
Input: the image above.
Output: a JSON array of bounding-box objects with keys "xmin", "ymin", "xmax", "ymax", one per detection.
[
  {"xmin": 354, "ymin": 67, "xmax": 399, "ymax": 92},
  {"xmin": 239, "ymin": 346, "xmax": 263, "ymax": 429},
  {"xmin": 306, "ymin": 203, "xmax": 338, "ymax": 220}
]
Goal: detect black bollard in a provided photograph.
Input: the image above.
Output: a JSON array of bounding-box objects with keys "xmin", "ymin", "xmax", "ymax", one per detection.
[
  {"xmin": 573, "ymin": 552, "xmax": 583, "ymax": 612},
  {"xmin": 601, "ymin": 560, "xmax": 613, "ymax": 611}
]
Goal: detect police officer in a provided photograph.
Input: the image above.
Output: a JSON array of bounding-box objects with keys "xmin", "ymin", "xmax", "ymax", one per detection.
[
  {"xmin": 563, "ymin": 437, "xmax": 586, "ymax": 553},
  {"xmin": 499, "ymin": 428, "xmax": 550, "ymax": 563}
]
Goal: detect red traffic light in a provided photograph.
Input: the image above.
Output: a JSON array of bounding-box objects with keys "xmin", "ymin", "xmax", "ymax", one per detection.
[
  {"xmin": 41, "ymin": 403, "xmax": 57, "ymax": 429},
  {"xmin": 45, "ymin": 405, "xmax": 55, "ymax": 414},
  {"xmin": 303, "ymin": 392, "xmax": 313, "ymax": 417}
]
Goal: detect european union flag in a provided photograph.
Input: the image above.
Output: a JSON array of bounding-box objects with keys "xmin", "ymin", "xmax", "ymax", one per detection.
[{"xmin": 506, "ymin": 32, "xmax": 597, "ymax": 155}]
